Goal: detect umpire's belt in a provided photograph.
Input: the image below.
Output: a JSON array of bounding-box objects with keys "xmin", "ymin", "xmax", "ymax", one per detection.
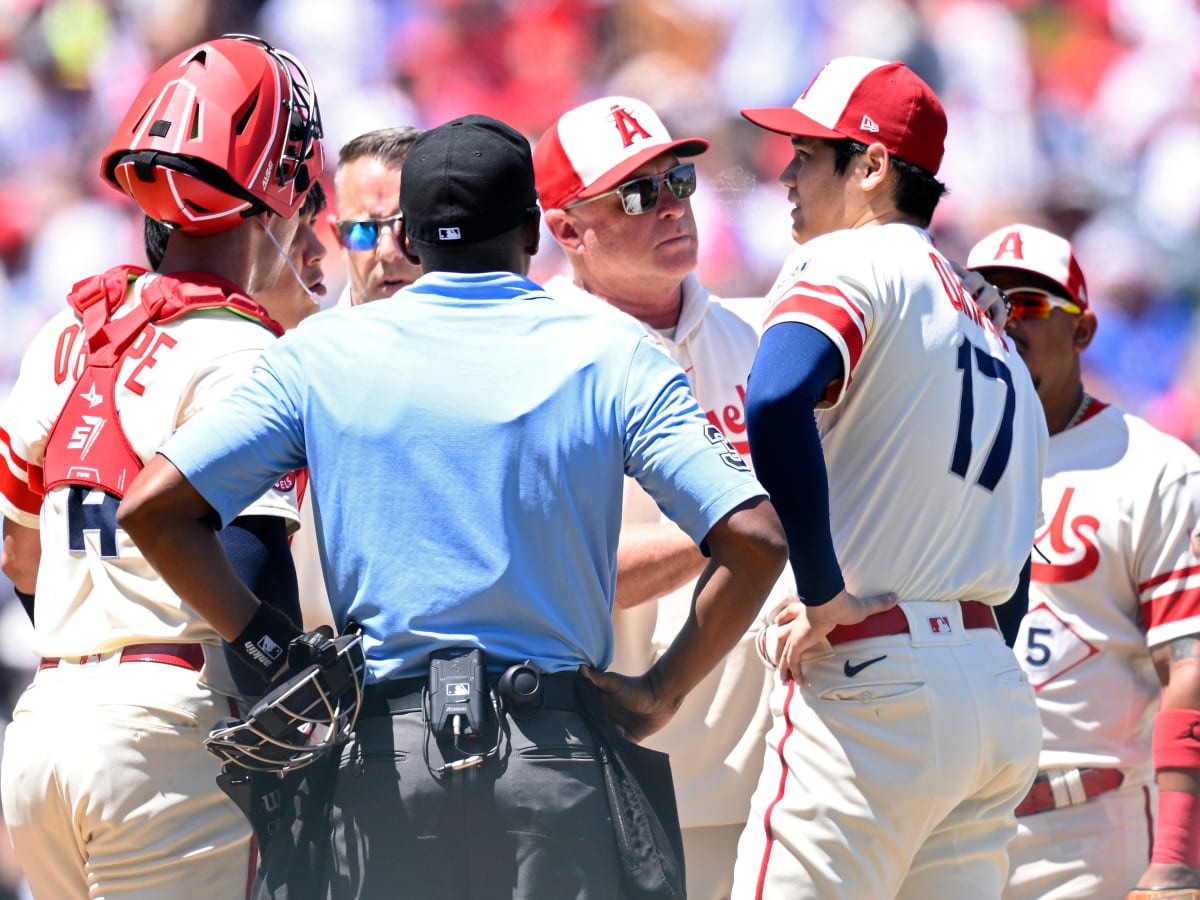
[
  {"xmin": 1014, "ymin": 767, "xmax": 1124, "ymax": 817},
  {"xmin": 39, "ymin": 642, "xmax": 205, "ymax": 672},
  {"xmin": 826, "ymin": 600, "xmax": 998, "ymax": 645},
  {"xmin": 360, "ymin": 671, "xmax": 583, "ymax": 717}
]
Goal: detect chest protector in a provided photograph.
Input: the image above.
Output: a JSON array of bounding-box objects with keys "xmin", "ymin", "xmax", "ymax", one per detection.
[{"xmin": 39, "ymin": 265, "xmax": 283, "ymax": 498}]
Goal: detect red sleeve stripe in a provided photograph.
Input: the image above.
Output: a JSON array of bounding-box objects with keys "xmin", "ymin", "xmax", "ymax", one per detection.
[
  {"xmin": 1141, "ymin": 585, "xmax": 1200, "ymax": 630},
  {"xmin": 1139, "ymin": 564, "xmax": 1200, "ymax": 593},
  {"xmin": 0, "ymin": 459, "xmax": 42, "ymax": 517},
  {"xmin": 766, "ymin": 289, "xmax": 866, "ymax": 377},
  {"xmin": 0, "ymin": 429, "xmax": 42, "ymax": 516},
  {"xmin": 0, "ymin": 427, "xmax": 29, "ymax": 476},
  {"xmin": 767, "ymin": 280, "xmax": 866, "ymax": 329}
]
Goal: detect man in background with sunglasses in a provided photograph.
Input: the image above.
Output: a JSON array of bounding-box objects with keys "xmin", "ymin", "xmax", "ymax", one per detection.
[
  {"xmin": 967, "ymin": 223, "xmax": 1200, "ymax": 900},
  {"xmin": 534, "ymin": 95, "xmax": 782, "ymax": 899},
  {"xmin": 736, "ymin": 58, "xmax": 1048, "ymax": 898},
  {"xmin": 331, "ymin": 125, "xmax": 424, "ymax": 307}
]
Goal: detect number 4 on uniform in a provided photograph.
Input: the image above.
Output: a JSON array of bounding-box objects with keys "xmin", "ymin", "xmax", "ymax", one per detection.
[
  {"xmin": 67, "ymin": 486, "xmax": 121, "ymax": 558},
  {"xmin": 949, "ymin": 336, "xmax": 1015, "ymax": 492}
]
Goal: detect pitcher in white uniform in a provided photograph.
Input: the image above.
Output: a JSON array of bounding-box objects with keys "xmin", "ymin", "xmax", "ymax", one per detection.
[{"xmin": 734, "ymin": 57, "xmax": 1048, "ymax": 899}]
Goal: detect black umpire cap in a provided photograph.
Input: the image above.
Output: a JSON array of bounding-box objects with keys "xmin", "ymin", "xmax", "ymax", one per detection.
[{"xmin": 400, "ymin": 114, "xmax": 538, "ymax": 246}]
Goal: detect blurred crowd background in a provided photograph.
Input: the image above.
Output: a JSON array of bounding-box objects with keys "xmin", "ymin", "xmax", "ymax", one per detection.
[{"xmin": 0, "ymin": 0, "xmax": 1199, "ymax": 892}]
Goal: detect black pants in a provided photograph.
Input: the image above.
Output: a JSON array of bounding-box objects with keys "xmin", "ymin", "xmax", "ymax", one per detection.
[{"xmin": 256, "ymin": 684, "xmax": 624, "ymax": 900}]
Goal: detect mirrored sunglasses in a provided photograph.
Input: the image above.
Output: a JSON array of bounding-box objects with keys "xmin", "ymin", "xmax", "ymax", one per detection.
[
  {"xmin": 336, "ymin": 215, "xmax": 402, "ymax": 252},
  {"xmin": 571, "ymin": 163, "xmax": 697, "ymax": 216},
  {"xmin": 1006, "ymin": 288, "xmax": 1083, "ymax": 320}
]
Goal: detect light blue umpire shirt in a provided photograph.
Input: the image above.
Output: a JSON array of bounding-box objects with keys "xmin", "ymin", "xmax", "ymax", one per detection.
[{"xmin": 162, "ymin": 271, "xmax": 766, "ymax": 683}]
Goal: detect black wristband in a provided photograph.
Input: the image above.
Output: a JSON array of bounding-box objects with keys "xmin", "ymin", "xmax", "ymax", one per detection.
[
  {"xmin": 230, "ymin": 602, "xmax": 302, "ymax": 676},
  {"xmin": 14, "ymin": 588, "xmax": 34, "ymax": 626}
]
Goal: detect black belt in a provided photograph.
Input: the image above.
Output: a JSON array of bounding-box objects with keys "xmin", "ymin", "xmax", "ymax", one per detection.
[{"xmin": 360, "ymin": 671, "xmax": 583, "ymax": 718}]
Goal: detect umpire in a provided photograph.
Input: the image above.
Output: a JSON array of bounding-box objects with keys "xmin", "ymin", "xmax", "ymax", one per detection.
[{"xmin": 117, "ymin": 114, "xmax": 787, "ymax": 899}]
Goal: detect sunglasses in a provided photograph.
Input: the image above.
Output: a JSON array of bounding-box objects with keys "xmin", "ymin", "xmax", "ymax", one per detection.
[
  {"xmin": 570, "ymin": 163, "xmax": 697, "ymax": 215},
  {"xmin": 1005, "ymin": 288, "xmax": 1083, "ymax": 320},
  {"xmin": 336, "ymin": 215, "xmax": 403, "ymax": 252}
]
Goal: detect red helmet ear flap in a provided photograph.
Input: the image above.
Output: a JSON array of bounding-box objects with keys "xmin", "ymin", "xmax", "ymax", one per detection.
[{"xmin": 99, "ymin": 34, "xmax": 324, "ymax": 236}]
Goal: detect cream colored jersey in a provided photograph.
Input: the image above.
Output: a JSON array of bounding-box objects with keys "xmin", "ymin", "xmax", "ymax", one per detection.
[
  {"xmin": 545, "ymin": 272, "xmax": 779, "ymax": 829},
  {"xmin": 1016, "ymin": 402, "xmax": 1200, "ymax": 784},
  {"xmin": 764, "ymin": 224, "xmax": 1048, "ymax": 604},
  {"xmin": 0, "ymin": 274, "xmax": 298, "ymax": 659}
]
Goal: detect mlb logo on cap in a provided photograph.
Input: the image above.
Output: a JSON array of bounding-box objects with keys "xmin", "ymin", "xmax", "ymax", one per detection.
[
  {"xmin": 534, "ymin": 95, "xmax": 709, "ymax": 211},
  {"xmin": 740, "ymin": 57, "xmax": 947, "ymax": 175},
  {"xmin": 966, "ymin": 223, "xmax": 1089, "ymax": 309}
]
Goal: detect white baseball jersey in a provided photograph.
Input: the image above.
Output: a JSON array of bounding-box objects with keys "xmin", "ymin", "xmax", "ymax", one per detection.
[
  {"xmin": 1016, "ymin": 402, "xmax": 1200, "ymax": 784},
  {"xmin": 733, "ymin": 223, "xmax": 1047, "ymax": 900},
  {"xmin": 0, "ymin": 273, "xmax": 299, "ymax": 660},
  {"xmin": 763, "ymin": 223, "xmax": 1047, "ymax": 604},
  {"xmin": 545, "ymin": 272, "xmax": 779, "ymax": 830}
]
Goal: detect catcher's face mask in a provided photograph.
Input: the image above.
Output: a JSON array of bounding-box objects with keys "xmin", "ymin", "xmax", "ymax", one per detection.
[{"xmin": 206, "ymin": 631, "xmax": 366, "ymax": 774}]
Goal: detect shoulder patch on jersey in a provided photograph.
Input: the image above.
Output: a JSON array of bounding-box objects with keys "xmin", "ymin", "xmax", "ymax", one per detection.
[{"xmin": 704, "ymin": 423, "xmax": 750, "ymax": 473}]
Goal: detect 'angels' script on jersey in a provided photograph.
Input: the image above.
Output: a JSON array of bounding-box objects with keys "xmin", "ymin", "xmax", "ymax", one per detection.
[
  {"xmin": 704, "ymin": 384, "xmax": 748, "ymax": 455},
  {"xmin": 1017, "ymin": 602, "xmax": 1100, "ymax": 690},
  {"xmin": 1032, "ymin": 487, "xmax": 1100, "ymax": 583}
]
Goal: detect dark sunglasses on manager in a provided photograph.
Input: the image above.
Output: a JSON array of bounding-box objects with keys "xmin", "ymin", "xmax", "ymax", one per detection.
[{"xmin": 570, "ymin": 163, "xmax": 697, "ymax": 216}]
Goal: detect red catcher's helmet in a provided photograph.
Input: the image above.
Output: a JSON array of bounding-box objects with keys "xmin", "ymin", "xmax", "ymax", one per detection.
[{"xmin": 100, "ymin": 34, "xmax": 324, "ymax": 236}]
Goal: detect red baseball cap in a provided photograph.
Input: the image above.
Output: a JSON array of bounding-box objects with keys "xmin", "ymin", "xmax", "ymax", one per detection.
[
  {"xmin": 534, "ymin": 96, "xmax": 708, "ymax": 211},
  {"xmin": 741, "ymin": 57, "xmax": 947, "ymax": 175},
  {"xmin": 967, "ymin": 223, "xmax": 1089, "ymax": 309}
]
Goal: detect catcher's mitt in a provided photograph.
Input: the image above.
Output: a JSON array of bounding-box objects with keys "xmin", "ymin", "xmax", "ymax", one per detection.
[
  {"xmin": 205, "ymin": 627, "xmax": 366, "ymax": 774},
  {"xmin": 1126, "ymin": 890, "xmax": 1200, "ymax": 899}
]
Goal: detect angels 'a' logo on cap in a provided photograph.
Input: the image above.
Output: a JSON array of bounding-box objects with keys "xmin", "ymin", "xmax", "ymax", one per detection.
[
  {"xmin": 993, "ymin": 230, "xmax": 1026, "ymax": 261},
  {"xmin": 609, "ymin": 104, "xmax": 653, "ymax": 149}
]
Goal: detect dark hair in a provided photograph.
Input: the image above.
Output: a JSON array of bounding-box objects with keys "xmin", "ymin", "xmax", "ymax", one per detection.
[
  {"xmin": 337, "ymin": 125, "xmax": 424, "ymax": 171},
  {"xmin": 299, "ymin": 178, "xmax": 326, "ymax": 217},
  {"xmin": 144, "ymin": 215, "xmax": 170, "ymax": 270},
  {"xmin": 830, "ymin": 138, "xmax": 947, "ymax": 227}
]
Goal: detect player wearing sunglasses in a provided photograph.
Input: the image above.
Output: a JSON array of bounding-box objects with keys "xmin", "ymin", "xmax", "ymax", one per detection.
[
  {"xmin": 535, "ymin": 96, "xmax": 784, "ymax": 900},
  {"xmin": 968, "ymin": 223, "xmax": 1200, "ymax": 900},
  {"xmin": 332, "ymin": 126, "xmax": 424, "ymax": 306}
]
